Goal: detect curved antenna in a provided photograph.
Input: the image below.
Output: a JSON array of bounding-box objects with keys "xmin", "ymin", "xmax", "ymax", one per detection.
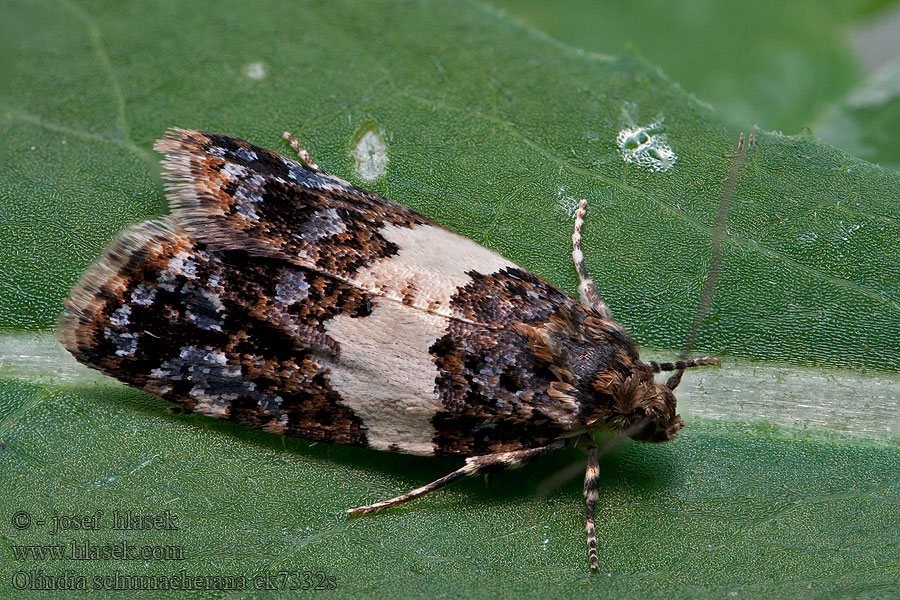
[{"xmin": 667, "ymin": 132, "xmax": 755, "ymax": 390}]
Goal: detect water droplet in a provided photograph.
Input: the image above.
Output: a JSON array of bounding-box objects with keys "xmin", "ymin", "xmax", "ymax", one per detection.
[
  {"xmin": 245, "ymin": 61, "xmax": 267, "ymax": 80},
  {"xmin": 615, "ymin": 117, "xmax": 676, "ymax": 172},
  {"xmin": 352, "ymin": 126, "xmax": 388, "ymax": 181}
]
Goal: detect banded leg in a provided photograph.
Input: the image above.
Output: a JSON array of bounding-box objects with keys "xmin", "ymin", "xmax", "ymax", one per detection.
[
  {"xmin": 572, "ymin": 199, "xmax": 610, "ymax": 319},
  {"xmin": 644, "ymin": 357, "xmax": 721, "ymax": 373},
  {"xmin": 282, "ymin": 131, "xmax": 322, "ymax": 173},
  {"xmin": 346, "ymin": 441, "xmax": 564, "ymax": 517},
  {"xmin": 583, "ymin": 441, "xmax": 600, "ymax": 573},
  {"xmin": 642, "ymin": 357, "xmax": 721, "ymax": 390}
]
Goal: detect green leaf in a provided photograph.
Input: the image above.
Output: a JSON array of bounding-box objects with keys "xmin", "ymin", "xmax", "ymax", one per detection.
[
  {"xmin": 817, "ymin": 55, "xmax": 900, "ymax": 171},
  {"xmin": 1, "ymin": 1, "xmax": 899, "ymax": 598},
  {"xmin": 2, "ymin": 335, "xmax": 899, "ymax": 598},
  {"xmin": 486, "ymin": 0, "xmax": 894, "ymax": 133}
]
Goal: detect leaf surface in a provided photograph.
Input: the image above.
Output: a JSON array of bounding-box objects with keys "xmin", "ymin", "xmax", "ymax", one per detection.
[{"xmin": 1, "ymin": 1, "xmax": 898, "ymax": 598}]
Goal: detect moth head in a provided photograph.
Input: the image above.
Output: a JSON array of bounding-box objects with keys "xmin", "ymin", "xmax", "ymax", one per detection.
[
  {"xmin": 602, "ymin": 357, "xmax": 721, "ymax": 443},
  {"xmin": 604, "ymin": 370, "xmax": 684, "ymax": 443}
]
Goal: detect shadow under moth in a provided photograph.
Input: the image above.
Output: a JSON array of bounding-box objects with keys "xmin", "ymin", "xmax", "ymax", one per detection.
[{"xmin": 59, "ymin": 128, "xmax": 737, "ymax": 572}]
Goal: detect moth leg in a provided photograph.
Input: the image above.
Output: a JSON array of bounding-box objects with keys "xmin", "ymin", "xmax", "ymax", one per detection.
[
  {"xmin": 583, "ymin": 441, "xmax": 600, "ymax": 573},
  {"xmin": 571, "ymin": 198, "xmax": 611, "ymax": 319},
  {"xmin": 282, "ymin": 131, "xmax": 322, "ymax": 173},
  {"xmin": 346, "ymin": 441, "xmax": 564, "ymax": 517}
]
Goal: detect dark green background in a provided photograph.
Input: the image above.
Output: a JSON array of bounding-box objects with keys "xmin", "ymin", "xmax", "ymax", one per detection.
[{"xmin": 2, "ymin": 1, "xmax": 899, "ymax": 597}]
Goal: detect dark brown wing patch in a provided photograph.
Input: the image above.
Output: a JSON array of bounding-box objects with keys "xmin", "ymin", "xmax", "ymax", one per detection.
[
  {"xmin": 154, "ymin": 128, "xmax": 431, "ymax": 278},
  {"xmin": 430, "ymin": 268, "xmax": 587, "ymax": 455},
  {"xmin": 59, "ymin": 219, "xmax": 370, "ymax": 446}
]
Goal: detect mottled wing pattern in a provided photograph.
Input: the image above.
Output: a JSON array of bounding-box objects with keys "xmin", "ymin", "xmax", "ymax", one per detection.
[
  {"xmin": 59, "ymin": 129, "xmax": 591, "ymax": 456},
  {"xmin": 156, "ymin": 129, "xmax": 430, "ymax": 285},
  {"xmin": 59, "ymin": 219, "xmax": 371, "ymax": 444}
]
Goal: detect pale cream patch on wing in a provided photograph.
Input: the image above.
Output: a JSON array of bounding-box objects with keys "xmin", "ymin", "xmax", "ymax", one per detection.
[
  {"xmin": 322, "ymin": 223, "xmax": 517, "ymax": 455},
  {"xmin": 351, "ymin": 223, "xmax": 516, "ymax": 317},
  {"xmin": 322, "ymin": 299, "xmax": 448, "ymax": 455}
]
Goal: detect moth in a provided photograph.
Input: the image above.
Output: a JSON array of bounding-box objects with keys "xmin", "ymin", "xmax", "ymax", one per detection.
[{"xmin": 59, "ymin": 128, "xmax": 725, "ymax": 572}]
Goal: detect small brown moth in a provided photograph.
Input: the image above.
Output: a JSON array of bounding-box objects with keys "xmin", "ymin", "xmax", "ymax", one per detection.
[{"xmin": 59, "ymin": 127, "xmax": 752, "ymax": 571}]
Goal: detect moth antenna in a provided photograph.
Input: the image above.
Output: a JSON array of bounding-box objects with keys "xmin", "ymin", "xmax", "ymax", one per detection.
[
  {"xmin": 282, "ymin": 131, "xmax": 322, "ymax": 173},
  {"xmin": 572, "ymin": 198, "xmax": 611, "ymax": 318},
  {"xmin": 674, "ymin": 132, "xmax": 754, "ymax": 379},
  {"xmin": 583, "ymin": 442, "xmax": 600, "ymax": 573}
]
